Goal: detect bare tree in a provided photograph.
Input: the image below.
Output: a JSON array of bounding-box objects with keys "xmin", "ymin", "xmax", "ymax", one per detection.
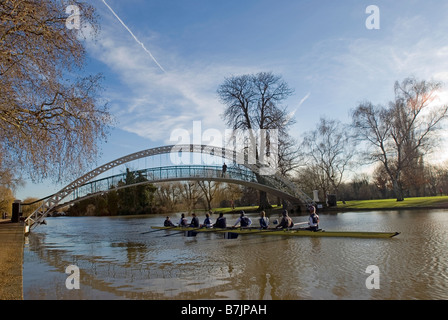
[
  {"xmin": 156, "ymin": 182, "xmax": 180, "ymax": 213},
  {"xmin": 178, "ymin": 182, "xmax": 202, "ymax": 213},
  {"xmin": 0, "ymin": 0, "xmax": 112, "ymax": 183},
  {"xmin": 217, "ymin": 71, "xmax": 295, "ymax": 209},
  {"xmin": 294, "ymin": 164, "xmax": 331, "ymax": 201},
  {"xmin": 223, "ymin": 183, "xmax": 242, "ymax": 208},
  {"xmin": 351, "ymin": 78, "xmax": 448, "ymax": 201},
  {"xmin": 301, "ymin": 117, "xmax": 355, "ymax": 200},
  {"xmin": 197, "ymin": 180, "xmax": 221, "ymax": 211}
]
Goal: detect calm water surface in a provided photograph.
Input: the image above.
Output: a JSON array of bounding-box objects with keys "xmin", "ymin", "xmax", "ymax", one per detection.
[{"xmin": 23, "ymin": 210, "xmax": 448, "ymax": 300}]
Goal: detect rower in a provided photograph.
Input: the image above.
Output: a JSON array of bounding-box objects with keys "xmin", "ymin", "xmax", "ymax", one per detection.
[
  {"xmin": 213, "ymin": 212, "xmax": 227, "ymax": 228},
  {"xmin": 233, "ymin": 211, "xmax": 252, "ymax": 228},
  {"xmin": 259, "ymin": 211, "xmax": 269, "ymax": 229},
  {"xmin": 189, "ymin": 213, "xmax": 200, "ymax": 228},
  {"xmin": 179, "ymin": 213, "xmax": 188, "ymax": 227},
  {"xmin": 306, "ymin": 205, "xmax": 320, "ymax": 231},
  {"xmin": 275, "ymin": 210, "xmax": 294, "ymax": 229},
  {"xmin": 201, "ymin": 212, "xmax": 213, "ymax": 228},
  {"xmin": 164, "ymin": 216, "xmax": 175, "ymax": 227}
]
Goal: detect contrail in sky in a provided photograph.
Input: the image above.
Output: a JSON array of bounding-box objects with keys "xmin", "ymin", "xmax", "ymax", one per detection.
[
  {"xmin": 101, "ymin": 0, "xmax": 166, "ymax": 73},
  {"xmin": 284, "ymin": 92, "xmax": 311, "ymax": 125}
]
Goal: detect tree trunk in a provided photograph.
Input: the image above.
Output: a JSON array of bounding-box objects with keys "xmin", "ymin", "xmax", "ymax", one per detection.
[
  {"xmin": 392, "ymin": 179, "xmax": 404, "ymax": 201},
  {"xmin": 254, "ymin": 174, "xmax": 272, "ymax": 210},
  {"xmin": 258, "ymin": 190, "xmax": 272, "ymax": 210}
]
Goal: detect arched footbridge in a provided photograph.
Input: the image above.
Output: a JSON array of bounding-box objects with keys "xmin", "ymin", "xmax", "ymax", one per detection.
[{"xmin": 24, "ymin": 144, "xmax": 314, "ymax": 230}]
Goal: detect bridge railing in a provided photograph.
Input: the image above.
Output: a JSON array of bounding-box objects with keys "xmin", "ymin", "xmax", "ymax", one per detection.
[{"xmin": 70, "ymin": 165, "xmax": 258, "ymax": 202}]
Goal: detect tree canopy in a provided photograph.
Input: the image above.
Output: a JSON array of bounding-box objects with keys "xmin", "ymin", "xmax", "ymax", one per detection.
[
  {"xmin": 0, "ymin": 0, "xmax": 112, "ymax": 184},
  {"xmin": 351, "ymin": 78, "xmax": 448, "ymax": 201}
]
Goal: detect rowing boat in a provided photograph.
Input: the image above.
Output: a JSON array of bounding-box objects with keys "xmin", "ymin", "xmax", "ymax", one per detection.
[{"xmin": 150, "ymin": 226, "xmax": 400, "ymax": 239}]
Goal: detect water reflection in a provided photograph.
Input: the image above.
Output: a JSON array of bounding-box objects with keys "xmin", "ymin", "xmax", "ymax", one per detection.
[{"xmin": 23, "ymin": 210, "xmax": 448, "ymax": 300}]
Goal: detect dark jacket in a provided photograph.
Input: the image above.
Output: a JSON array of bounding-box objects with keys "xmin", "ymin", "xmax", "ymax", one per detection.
[
  {"xmin": 214, "ymin": 216, "xmax": 227, "ymax": 228},
  {"xmin": 190, "ymin": 216, "xmax": 200, "ymax": 228}
]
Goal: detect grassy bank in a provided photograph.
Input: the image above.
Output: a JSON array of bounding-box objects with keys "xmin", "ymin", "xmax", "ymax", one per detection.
[
  {"xmin": 207, "ymin": 205, "xmax": 282, "ymax": 214},
  {"xmin": 336, "ymin": 196, "xmax": 448, "ymax": 210},
  {"xmin": 197, "ymin": 196, "xmax": 448, "ymax": 215}
]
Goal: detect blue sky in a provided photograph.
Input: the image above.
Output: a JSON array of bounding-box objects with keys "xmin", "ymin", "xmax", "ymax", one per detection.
[{"xmin": 16, "ymin": 0, "xmax": 448, "ymax": 200}]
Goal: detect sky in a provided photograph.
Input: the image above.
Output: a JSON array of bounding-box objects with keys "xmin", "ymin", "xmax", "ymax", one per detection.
[{"xmin": 15, "ymin": 0, "xmax": 448, "ymax": 200}]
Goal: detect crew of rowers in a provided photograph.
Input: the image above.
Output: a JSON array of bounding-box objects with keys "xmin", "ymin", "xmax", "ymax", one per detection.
[{"xmin": 163, "ymin": 206, "xmax": 320, "ymax": 231}]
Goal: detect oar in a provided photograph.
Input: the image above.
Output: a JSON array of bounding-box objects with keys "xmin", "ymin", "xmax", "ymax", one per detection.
[{"xmin": 294, "ymin": 222, "xmax": 309, "ymax": 227}]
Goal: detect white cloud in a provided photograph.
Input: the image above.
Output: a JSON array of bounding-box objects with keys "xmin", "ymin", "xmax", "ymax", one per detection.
[
  {"xmin": 86, "ymin": 28, "xmax": 224, "ymax": 143},
  {"xmin": 85, "ymin": 7, "xmax": 271, "ymax": 147},
  {"xmin": 88, "ymin": 1, "xmax": 448, "ymax": 153}
]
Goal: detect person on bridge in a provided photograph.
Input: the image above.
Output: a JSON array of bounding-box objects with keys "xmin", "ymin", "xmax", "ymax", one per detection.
[
  {"xmin": 179, "ymin": 213, "xmax": 189, "ymax": 227},
  {"xmin": 259, "ymin": 211, "xmax": 269, "ymax": 229},
  {"xmin": 189, "ymin": 213, "xmax": 200, "ymax": 228},
  {"xmin": 306, "ymin": 206, "xmax": 320, "ymax": 231},
  {"xmin": 201, "ymin": 212, "xmax": 213, "ymax": 228},
  {"xmin": 233, "ymin": 211, "xmax": 252, "ymax": 228},
  {"xmin": 213, "ymin": 212, "xmax": 227, "ymax": 228},
  {"xmin": 275, "ymin": 210, "xmax": 294, "ymax": 229},
  {"xmin": 222, "ymin": 162, "xmax": 227, "ymax": 177},
  {"xmin": 164, "ymin": 216, "xmax": 175, "ymax": 227}
]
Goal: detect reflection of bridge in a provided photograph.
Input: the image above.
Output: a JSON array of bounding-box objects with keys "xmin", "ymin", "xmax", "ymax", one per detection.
[{"xmin": 25, "ymin": 144, "xmax": 313, "ymax": 231}]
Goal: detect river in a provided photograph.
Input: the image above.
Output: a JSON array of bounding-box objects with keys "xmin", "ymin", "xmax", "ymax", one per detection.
[{"xmin": 23, "ymin": 209, "xmax": 448, "ymax": 300}]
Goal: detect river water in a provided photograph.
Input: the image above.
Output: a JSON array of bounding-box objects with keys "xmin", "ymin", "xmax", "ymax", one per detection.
[{"xmin": 23, "ymin": 210, "xmax": 448, "ymax": 300}]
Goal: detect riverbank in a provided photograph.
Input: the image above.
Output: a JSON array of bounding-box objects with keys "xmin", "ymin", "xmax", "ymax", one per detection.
[
  {"xmin": 335, "ymin": 196, "xmax": 448, "ymax": 211},
  {"xmin": 0, "ymin": 220, "xmax": 24, "ymax": 300},
  {"xmin": 212, "ymin": 196, "xmax": 448, "ymax": 214}
]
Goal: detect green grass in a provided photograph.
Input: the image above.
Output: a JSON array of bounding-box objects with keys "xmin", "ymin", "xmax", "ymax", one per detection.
[
  {"xmin": 208, "ymin": 205, "xmax": 282, "ymax": 214},
  {"xmin": 197, "ymin": 197, "xmax": 448, "ymax": 214},
  {"xmin": 337, "ymin": 196, "xmax": 448, "ymax": 210}
]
